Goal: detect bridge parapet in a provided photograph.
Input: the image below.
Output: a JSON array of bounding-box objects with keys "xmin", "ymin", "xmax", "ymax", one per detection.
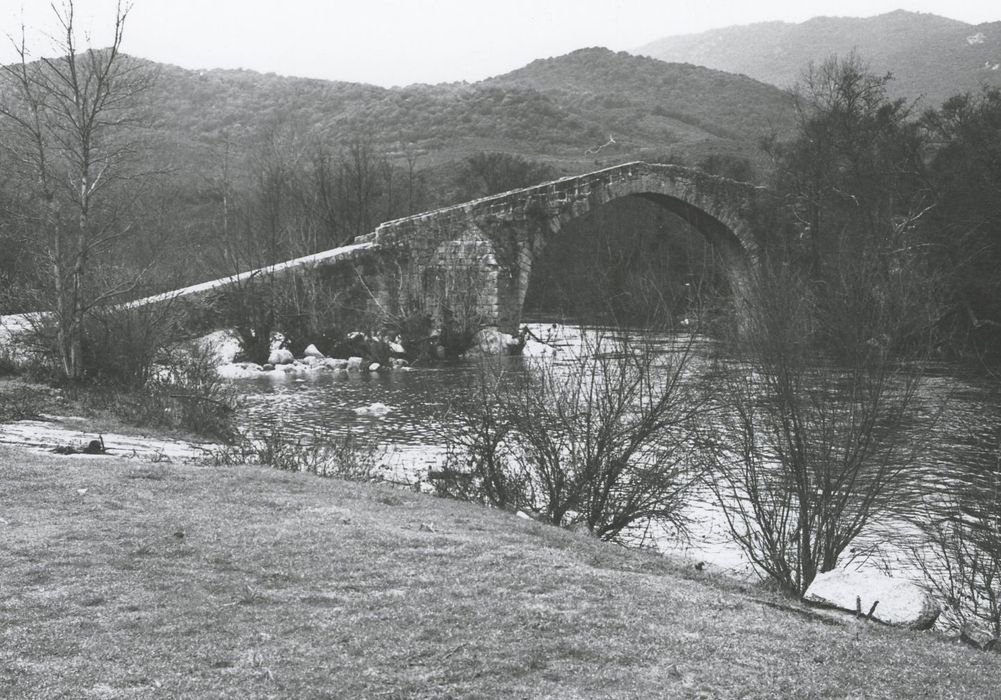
[{"xmin": 359, "ymin": 161, "xmax": 760, "ymax": 254}]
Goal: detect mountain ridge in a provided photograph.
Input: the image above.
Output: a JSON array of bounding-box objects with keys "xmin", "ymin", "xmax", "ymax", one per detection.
[
  {"xmin": 637, "ymin": 10, "xmax": 1001, "ymax": 107},
  {"xmin": 136, "ymin": 46, "xmax": 796, "ymax": 179}
]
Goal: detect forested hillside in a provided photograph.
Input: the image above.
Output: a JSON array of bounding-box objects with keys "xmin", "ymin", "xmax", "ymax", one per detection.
[
  {"xmin": 637, "ymin": 10, "xmax": 1001, "ymax": 108},
  {"xmin": 141, "ymin": 46, "xmax": 795, "ymax": 176},
  {"xmin": 486, "ymin": 48, "xmax": 795, "ymax": 143}
]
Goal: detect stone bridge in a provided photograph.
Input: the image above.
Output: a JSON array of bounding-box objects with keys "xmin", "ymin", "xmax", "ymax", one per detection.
[
  {"xmin": 353, "ymin": 160, "xmax": 760, "ymax": 332},
  {"xmin": 144, "ymin": 161, "xmax": 762, "ymax": 334}
]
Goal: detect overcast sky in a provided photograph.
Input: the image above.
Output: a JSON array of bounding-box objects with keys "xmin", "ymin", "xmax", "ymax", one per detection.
[{"xmin": 1, "ymin": 0, "xmax": 998, "ymax": 87}]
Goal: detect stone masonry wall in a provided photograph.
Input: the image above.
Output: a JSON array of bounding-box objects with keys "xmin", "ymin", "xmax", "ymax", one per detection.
[
  {"xmin": 142, "ymin": 162, "xmax": 760, "ymax": 337},
  {"xmin": 359, "ymin": 161, "xmax": 760, "ymax": 332}
]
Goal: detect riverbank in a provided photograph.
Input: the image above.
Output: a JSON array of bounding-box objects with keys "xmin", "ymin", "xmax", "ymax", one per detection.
[
  {"xmin": 0, "ymin": 377, "xmax": 222, "ymax": 460},
  {"xmin": 2, "ymin": 444, "xmax": 999, "ymax": 698}
]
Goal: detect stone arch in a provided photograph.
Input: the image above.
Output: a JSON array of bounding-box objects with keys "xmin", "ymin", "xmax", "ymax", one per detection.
[
  {"xmin": 363, "ymin": 161, "xmax": 760, "ymax": 332},
  {"xmin": 536, "ymin": 164, "xmax": 757, "ymax": 261},
  {"xmin": 477, "ymin": 164, "xmax": 758, "ymax": 330}
]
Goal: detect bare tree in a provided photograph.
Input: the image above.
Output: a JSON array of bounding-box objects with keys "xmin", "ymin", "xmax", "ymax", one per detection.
[
  {"xmin": 338, "ymin": 139, "xmax": 385, "ymax": 239},
  {"xmin": 697, "ymin": 54, "xmax": 938, "ymax": 595},
  {"xmin": 700, "ymin": 260, "xmax": 926, "ymax": 594},
  {"xmin": 0, "ymin": 0, "xmax": 154, "ymax": 379},
  {"xmin": 434, "ymin": 328, "xmax": 707, "ymax": 544}
]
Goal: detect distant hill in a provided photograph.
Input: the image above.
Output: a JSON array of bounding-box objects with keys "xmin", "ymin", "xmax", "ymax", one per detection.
[
  {"xmin": 141, "ymin": 47, "xmax": 796, "ymax": 178},
  {"xmin": 483, "ymin": 49, "xmax": 795, "ymax": 147},
  {"xmin": 636, "ymin": 10, "xmax": 1001, "ymax": 108}
]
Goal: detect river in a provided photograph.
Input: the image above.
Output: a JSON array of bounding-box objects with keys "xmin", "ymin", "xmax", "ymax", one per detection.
[{"xmin": 233, "ymin": 322, "xmax": 1001, "ymax": 585}]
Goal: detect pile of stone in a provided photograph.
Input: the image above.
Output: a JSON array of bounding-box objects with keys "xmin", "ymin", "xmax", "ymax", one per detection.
[
  {"xmin": 218, "ymin": 340, "xmax": 410, "ymax": 379},
  {"xmin": 211, "ymin": 325, "xmax": 555, "ymax": 379}
]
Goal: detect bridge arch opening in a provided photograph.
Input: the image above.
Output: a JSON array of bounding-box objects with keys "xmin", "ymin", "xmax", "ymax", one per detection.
[{"xmin": 522, "ymin": 192, "xmax": 748, "ymax": 326}]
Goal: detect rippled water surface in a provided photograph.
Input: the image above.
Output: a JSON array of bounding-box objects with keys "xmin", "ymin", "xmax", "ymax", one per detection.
[
  {"xmin": 239, "ymin": 324, "xmax": 690, "ymax": 444},
  {"xmin": 233, "ymin": 323, "xmax": 1001, "ymax": 581}
]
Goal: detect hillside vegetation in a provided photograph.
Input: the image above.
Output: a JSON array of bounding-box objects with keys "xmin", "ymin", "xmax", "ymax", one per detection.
[
  {"xmin": 142, "ymin": 47, "xmax": 795, "ymax": 175},
  {"xmin": 637, "ymin": 10, "xmax": 1001, "ymax": 108}
]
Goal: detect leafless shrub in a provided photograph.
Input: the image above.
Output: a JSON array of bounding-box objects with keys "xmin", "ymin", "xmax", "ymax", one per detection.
[
  {"xmin": 432, "ymin": 327, "xmax": 707, "ymax": 544},
  {"xmin": 249, "ymin": 424, "xmax": 385, "ymax": 482},
  {"xmin": 698, "ymin": 260, "xmax": 928, "ymax": 595}
]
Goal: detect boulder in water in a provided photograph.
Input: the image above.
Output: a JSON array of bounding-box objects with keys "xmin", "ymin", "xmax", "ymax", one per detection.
[
  {"xmin": 268, "ymin": 348, "xmax": 294, "ymax": 365},
  {"xmin": 466, "ymin": 327, "xmax": 519, "ymax": 356}
]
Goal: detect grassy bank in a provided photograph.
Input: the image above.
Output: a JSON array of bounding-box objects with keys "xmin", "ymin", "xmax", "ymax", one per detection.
[{"xmin": 1, "ymin": 446, "xmax": 999, "ymax": 698}]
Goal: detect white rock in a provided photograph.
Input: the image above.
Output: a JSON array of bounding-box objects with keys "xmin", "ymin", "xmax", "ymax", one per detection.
[
  {"xmin": 323, "ymin": 358, "xmax": 349, "ymax": 370},
  {"xmin": 197, "ymin": 329, "xmax": 242, "ymax": 365},
  {"xmin": 353, "ymin": 402, "xmax": 392, "ymax": 416},
  {"xmin": 346, "ymin": 356, "xmax": 364, "ymax": 371},
  {"xmin": 466, "ymin": 327, "xmax": 518, "ymax": 356},
  {"xmin": 803, "ymin": 569, "xmax": 940, "ymax": 628},
  {"xmin": 268, "ymin": 348, "xmax": 294, "ymax": 365},
  {"xmin": 368, "ymin": 362, "xmax": 381, "ymax": 372},
  {"xmin": 389, "ymin": 341, "xmax": 405, "ymax": 354},
  {"xmin": 303, "ymin": 344, "xmax": 324, "ymax": 358}
]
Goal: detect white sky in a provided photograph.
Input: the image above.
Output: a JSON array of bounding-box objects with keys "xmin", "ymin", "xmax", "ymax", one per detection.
[{"xmin": 1, "ymin": 0, "xmax": 998, "ymax": 87}]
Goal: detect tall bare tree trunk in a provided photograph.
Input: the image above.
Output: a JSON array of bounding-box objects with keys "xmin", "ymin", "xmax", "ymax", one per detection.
[{"xmin": 0, "ymin": 0, "xmax": 153, "ymax": 381}]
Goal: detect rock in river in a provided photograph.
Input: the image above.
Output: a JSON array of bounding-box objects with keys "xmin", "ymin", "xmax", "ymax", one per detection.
[{"xmin": 268, "ymin": 347, "xmax": 294, "ymax": 365}]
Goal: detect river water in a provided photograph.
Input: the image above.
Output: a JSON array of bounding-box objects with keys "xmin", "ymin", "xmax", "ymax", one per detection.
[
  {"xmin": 234, "ymin": 322, "xmax": 1001, "ymax": 582},
  {"xmin": 237, "ymin": 324, "xmax": 644, "ymax": 477}
]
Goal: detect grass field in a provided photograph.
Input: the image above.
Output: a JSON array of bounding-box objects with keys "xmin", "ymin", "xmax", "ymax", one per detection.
[{"xmin": 1, "ymin": 445, "xmax": 999, "ymax": 698}]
